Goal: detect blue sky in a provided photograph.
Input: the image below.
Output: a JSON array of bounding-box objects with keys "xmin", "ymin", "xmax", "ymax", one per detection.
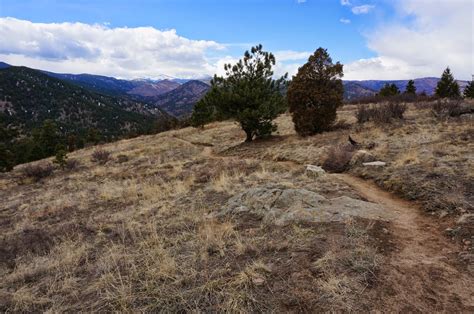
[{"xmin": 0, "ymin": 0, "xmax": 472, "ymax": 80}]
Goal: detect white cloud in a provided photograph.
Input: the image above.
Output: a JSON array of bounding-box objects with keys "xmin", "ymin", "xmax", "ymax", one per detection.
[
  {"xmin": 340, "ymin": 0, "xmax": 351, "ymax": 6},
  {"xmin": 345, "ymin": 0, "xmax": 473, "ymax": 80},
  {"xmin": 0, "ymin": 17, "xmax": 224, "ymax": 79},
  {"xmin": 352, "ymin": 5, "xmax": 375, "ymax": 15},
  {"xmin": 340, "ymin": 18, "xmax": 351, "ymax": 24},
  {"xmin": 274, "ymin": 50, "xmax": 310, "ymax": 61}
]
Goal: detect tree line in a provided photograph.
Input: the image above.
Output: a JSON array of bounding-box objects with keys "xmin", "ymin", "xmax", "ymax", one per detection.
[{"xmin": 191, "ymin": 44, "xmax": 473, "ymax": 142}]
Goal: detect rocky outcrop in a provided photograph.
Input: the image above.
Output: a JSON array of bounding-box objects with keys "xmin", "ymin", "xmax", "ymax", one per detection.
[{"xmin": 217, "ymin": 185, "xmax": 395, "ymax": 225}]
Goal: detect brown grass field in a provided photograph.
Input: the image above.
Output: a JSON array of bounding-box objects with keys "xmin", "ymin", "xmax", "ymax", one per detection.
[{"xmin": 0, "ymin": 101, "xmax": 473, "ymax": 312}]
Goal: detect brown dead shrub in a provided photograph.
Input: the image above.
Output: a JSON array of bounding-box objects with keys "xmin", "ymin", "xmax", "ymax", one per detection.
[
  {"xmin": 22, "ymin": 164, "xmax": 54, "ymax": 182},
  {"xmin": 356, "ymin": 102, "xmax": 406, "ymax": 124},
  {"xmin": 91, "ymin": 150, "xmax": 111, "ymax": 164},
  {"xmin": 432, "ymin": 99, "xmax": 471, "ymax": 119},
  {"xmin": 322, "ymin": 144, "xmax": 355, "ymax": 173}
]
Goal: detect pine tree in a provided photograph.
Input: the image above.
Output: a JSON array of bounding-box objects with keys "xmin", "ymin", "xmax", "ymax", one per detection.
[
  {"xmin": 191, "ymin": 90, "xmax": 220, "ymax": 128},
  {"xmin": 405, "ymin": 80, "xmax": 416, "ymax": 95},
  {"xmin": 191, "ymin": 44, "xmax": 287, "ymax": 142},
  {"xmin": 53, "ymin": 145, "xmax": 68, "ymax": 169},
  {"xmin": 379, "ymin": 83, "xmax": 400, "ymax": 97},
  {"xmin": 39, "ymin": 119, "xmax": 61, "ymax": 157},
  {"xmin": 463, "ymin": 80, "xmax": 474, "ymax": 99},
  {"xmin": 435, "ymin": 67, "xmax": 460, "ymax": 98},
  {"xmin": 287, "ymin": 48, "xmax": 343, "ymax": 135}
]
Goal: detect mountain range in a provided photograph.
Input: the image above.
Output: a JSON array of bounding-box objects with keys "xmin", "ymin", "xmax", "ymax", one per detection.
[
  {"xmin": 0, "ymin": 66, "xmax": 174, "ymax": 140},
  {"xmin": 343, "ymin": 78, "xmax": 469, "ymax": 101},
  {"xmin": 0, "ymin": 62, "xmax": 470, "ymax": 122}
]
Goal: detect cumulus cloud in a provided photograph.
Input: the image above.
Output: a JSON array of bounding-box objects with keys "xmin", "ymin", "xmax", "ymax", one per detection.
[
  {"xmin": 340, "ymin": 0, "xmax": 351, "ymax": 6},
  {"xmin": 345, "ymin": 0, "xmax": 473, "ymax": 80},
  {"xmin": 340, "ymin": 18, "xmax": 351, "ymax": 24},
  {"xmin": 351, "ymin": 5, "xmax": 375, "ymax": 15},
  {"xmin": 0, "ymin": 17, "xmax": 224, "ymax": 79}
]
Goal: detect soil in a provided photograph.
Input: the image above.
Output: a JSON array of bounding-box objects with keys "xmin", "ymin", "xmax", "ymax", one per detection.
[{"xmin": 335, "ymin": 174, "xmax": 474, "ymax": 311}]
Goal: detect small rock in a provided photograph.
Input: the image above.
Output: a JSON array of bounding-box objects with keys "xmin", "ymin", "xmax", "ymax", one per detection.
[
  {"xmin": 363, "ymin": 161, "xmax": 386, "ymax": 167},
  {"xmin": 457, "ymin": 213, "xmax": 474, "ymax": 224},
  {"xmin": 252, "ymin": 277, "xmax": 265, "ymax": 286},
  {"xmin": 305, "ymin": 164, "xmax": 325, "ymax": 178},
  {"xmin": 350, "ymin": 150, "xmax": 376, "ymax": 166},
  {"xmin": 439, "ymin": 211, "xmax": 449, "ymax": 218}
]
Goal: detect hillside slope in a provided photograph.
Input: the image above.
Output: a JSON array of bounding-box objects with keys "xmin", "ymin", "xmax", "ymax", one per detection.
[
  {"xmin": 150, "ymin": 80, "xmax": 210, "ymax": 117},
  {"xmin": 0, "ymin": 66, "xmax": 173, "ymax": 138},
  {"xmin": 0, "ymin": 103, "xmax": 472, "ymax": 312}
]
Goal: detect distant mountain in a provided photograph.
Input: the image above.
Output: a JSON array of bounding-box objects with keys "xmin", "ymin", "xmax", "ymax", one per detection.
[
  {"xmin": 44, "ymin": 72, "xmax": 140, "ymax": 97},
  {"xmin": 150, "ymin": 80, "xmax": 211, "ymax": 117},
  {"xmin": 0, "ymin": 66, "xmax": 174, "ymax": 138},
  {"xmin": 343, "ymin": 81, "xmax": 377, "ymax": 100},
  {"xmin": 127, "ymin": 80, "xmax": 181, "ymax": 97},
  {"xmin": 0, "ymin": 62, "xmax": 11, "ymax": 69},
  {"xmin": 343, "ymin": 77, "xmax": 469, "ymax": 100}
]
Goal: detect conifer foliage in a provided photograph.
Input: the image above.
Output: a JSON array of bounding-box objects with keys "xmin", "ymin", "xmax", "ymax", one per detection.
[
  {"xmin": 404, "ymin": 80, "xmax": 417, "ymax": 95},
  {"xmin": 378, "ymin": 83, "xmax": 400, "ymax": 97},
  {"xmin": 287, "ymin": 48, "xmax": 344, "ymax": 136},
  {"xmin": 463, "ymin": 80, "xmax": 474, "ymax": 99},
  {"xmin": 435, "ymin": 67, "xmax": 460, "ymax": 98},
  {"xmin": 191, "ymin": 44, "xmax": 287, "ymax": 142}
]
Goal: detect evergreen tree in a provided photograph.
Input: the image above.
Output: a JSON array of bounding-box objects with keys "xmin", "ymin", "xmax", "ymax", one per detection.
[
  {"xmin": 67, "ymin": 134, "xmax": 77, "ymax": 152},
  {"xmin": 379, "ymin": 83, "xmax": 400, "ymax": 97},
  {"xmin": 463, "ymin": 80, "xmax": 474, "ymax": 99},
  {"xmin": 287, "ymin": 47, "xmax": 343, "ymax": 135},
  {"xmin": 86, "ymin": 128, "xmax": 101, "ymax": 145},
  {"xmin": 0, "ymin": 123, "xmax": 15, "ymax": 172},
  {"xmin": 0, "ymin": 143, "xmax": 14, "ymax": 172},
  {"xmin": 435, "ymin": 67, "xmax": 460, "ymax": 98},
  {"xmin": 53, "ymin": 145, "xmax": 68, "ymax": 169},
  {"xmin": 39, "ymin": 119, "xmax": 61, "ymax": 157},
  {"xmin": 191, "ymin": 44, "xmax": 287, "ymax": 142},
  {"xmin": 405, "ymin": 80, "xmax": 417, "ymax": 95},
  {"xmin": 191, "ymin": 91, "xmax": 219, "ymax": 128}
]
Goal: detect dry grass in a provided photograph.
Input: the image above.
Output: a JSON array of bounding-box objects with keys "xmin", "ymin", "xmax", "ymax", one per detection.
[{"xmin": 0, "ymin": 100, "xmax": 472, "ymax": 311}]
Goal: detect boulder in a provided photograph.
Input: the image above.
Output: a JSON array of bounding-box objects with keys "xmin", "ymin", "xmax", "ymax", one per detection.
[
  {"xmin": 350, "ymin": 150, "xmax": 376, "ymax": 166},
  {"xmin": 305, "ymin": 165, "xmax": 326, "ymax": 178},
  {"xmin": 216, "ymin": 185, "xmax": 395, "ymax": 225},
  {"xmin": 363, "ymin": 161, "xmax": 386, "ymax": 167}
]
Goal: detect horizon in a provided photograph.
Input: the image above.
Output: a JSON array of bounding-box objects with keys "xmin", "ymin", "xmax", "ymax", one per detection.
[
  {"xmin": 0, "ymin": 0, "xmax": 472, "ymax": 80},
  {"xmin": 1, "ymin": 60, "xmax": 463, "ymax": 83}
]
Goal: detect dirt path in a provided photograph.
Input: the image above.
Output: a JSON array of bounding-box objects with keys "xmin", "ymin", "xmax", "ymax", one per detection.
[
  {"xmin": 335, "ymin": 174, "xmax": 474, "ymax": 311},
  {"xmin": 175, "ymin": 135, "xmax": 473, "ymax": 310}
]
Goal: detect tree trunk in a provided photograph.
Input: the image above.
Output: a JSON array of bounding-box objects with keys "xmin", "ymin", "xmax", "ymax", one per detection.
[{"xmin": 245, "ymin": 131, "xmax": 253, "ymax": 142}]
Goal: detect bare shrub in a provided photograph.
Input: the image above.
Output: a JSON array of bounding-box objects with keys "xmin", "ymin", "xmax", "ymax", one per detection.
[
  {"xmin": 356, "ymin": 102, "xmax": 406, "ymax": 124},
  {"xmin": 355, "ymin": 105, "xmax": 373, "ymax": 124},
  {"xmin": 322, "ymin": 145, "xmax": 355, "ymax": 173},
  {"xmin": 65, "ymin": 158, "xmax": 80, "ymax": 171},
  {"xmin": 432, "ymin": 99, "xmax": 470, "ymax": 119},
  {"xmin": 116, "ymin": 154, "xmax": 129, "ymax": 163},
  {"xmin": 23, "ymin": 164, "xmax": 54, "ymax": 182},
  {"xmin": 91, "ymin": 150, "xmax": 111, "ymax": 164}
]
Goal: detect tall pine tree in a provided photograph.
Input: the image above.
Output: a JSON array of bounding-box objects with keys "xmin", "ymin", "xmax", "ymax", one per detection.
[
  {"xmin": 287, "ymin": 48, "xmax": 343, "ymax": 135},
  {"xmin": 405, "ymin": 80, "xmax": 416, "ymax": 95},
  {"xmin": 435, "ymin": 67, "xmax": 460, "ymax": 98},
  {"xmin": 191, "ymin": 44, "xmax": 287, "ymax": 142}
]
